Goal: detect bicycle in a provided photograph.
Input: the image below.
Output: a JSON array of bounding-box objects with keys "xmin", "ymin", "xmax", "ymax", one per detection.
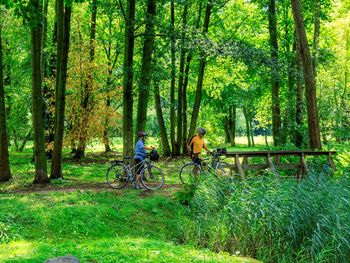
[
  {"xmin": 106, "ymin": 155, "xmax": 164, "ymax": 190},
  {"xmin": 179, "ymin": 149, "xmax": 232, "ymax": 184}
]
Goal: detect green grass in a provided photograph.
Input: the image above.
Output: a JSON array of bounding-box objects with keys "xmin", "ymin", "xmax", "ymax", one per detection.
[
  {"xmin": 2, "ymin": 138, "xmax": 346, "ymax": 262},
  {"xmin": 0, "ymin": 190, "xmax": 258, "ymax": 262}
]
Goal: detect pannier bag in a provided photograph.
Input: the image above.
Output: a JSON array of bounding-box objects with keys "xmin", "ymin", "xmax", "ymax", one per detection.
[
  {"xmin": 150, "ymin": 149, "xmax": 160, "ymax": 162},
  {"xmin": 216, "ymin": 148, "xmax": 227, "ymax": 155}
]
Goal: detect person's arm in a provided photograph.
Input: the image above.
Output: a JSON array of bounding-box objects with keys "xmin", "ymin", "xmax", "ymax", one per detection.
[
  {"xmin": 186, "ymin": 138, "xmax": 193, "ymax": 155},
  {"xmin": 144, "ymin": 146, "xmax": 155, "ymax": 150},
  {"xmin": 203, "ymin": 141, "xmax": 211, "ymax": 154}
]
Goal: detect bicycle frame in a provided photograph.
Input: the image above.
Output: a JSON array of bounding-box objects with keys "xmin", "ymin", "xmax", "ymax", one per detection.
[
  {"xmin": 192, "ymin": 153, "xmax": 225, "ymax": 174},
  {"xmin": 121, "ymin": 158, "xmax": 150, "ymax": 181}
]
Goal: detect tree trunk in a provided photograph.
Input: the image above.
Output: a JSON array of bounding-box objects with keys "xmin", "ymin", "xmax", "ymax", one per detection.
[
  {"xmin": 122, "ymin": 0, "xmax": 136, "ymax": 157},
  {"xmin": 175, "ymin": 1, "xmax": 188, "ymax": 156},
  {"xmin": 312, "ymin": 0, "xmax": 320, "ymax": 78},
  {"xmin": 224, "ymin": 106, "xmax": 236, "ymax": 145},
  {"xmin": 243, "ymin": 107, "xmax": 251, "ymax": 147},
  {"xmin": 182, "ymin": 55, "xmax": 190, "ymax": 152},
  {"xmin": 154, "ymin": 84, "xmax": 171, "ymax": 156},
  {"xmin": 169, "ymin": 0, "xmax": 176, "ymax": 155},
  {"xmin": 51, "ymin": 1, "xmax": 72, "ymax": 179},
  {"xmin": 268, "ymin": 0, "xmax": 281, "ymax": 146},
  {"xmin": 250, "ymin": 120, "xmax": 255, "ymax": 147},
  {"xmin": 188, "ymin": 0, "xmax": 213, "ymax": 138},
  {"xmin": 228, "ymin": 106, "xmax": 236, "ymax": 146},
  {"xmin": 224, "ymin": 117, "xmax": 230, "ymax": 143},
  {"xmin": 291, "ymin": 0, "xmax": 321, "ymax": 150},
  {"xmin": 74, "ymin": 0, "xmax": 97, "ymax": 159},
  {"xmin": 135, "ymin": 0, "xmax": 156, "ymax": 142},
  {"xmin": 295, "ymin": 33, "xmax": 304, "ymax": 147},
  {"xmin": 0, "ymin": 27, "xmax": 12, "ymax": 182},
  {"xmin": 42, "ymin": 0, "xmax": 56, "ymax": 159},
  {"xmin": 182, "ymin": 0, "xmax": 202, "ymax": 150},
  {"xmin": 30, "ymin": 0, "xmax": 49, "ymax": 183},
  {"xmin": 103, "ymin": 96, "xmax": 112, "ymax": 152}
]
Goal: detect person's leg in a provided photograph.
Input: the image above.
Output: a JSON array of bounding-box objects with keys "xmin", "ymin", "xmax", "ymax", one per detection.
[{"xmin": 134, "ymin": 159, "xmax": 143, "ymax": 188}]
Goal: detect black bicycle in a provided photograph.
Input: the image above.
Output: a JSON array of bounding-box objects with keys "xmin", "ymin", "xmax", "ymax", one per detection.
[
  {"xmin": 179, "ymin": 149, "xmax": 232, "ymax": 184},
  {"xmin": 106, "ymin": 155, "xmax": 164, "ymax": 190}
]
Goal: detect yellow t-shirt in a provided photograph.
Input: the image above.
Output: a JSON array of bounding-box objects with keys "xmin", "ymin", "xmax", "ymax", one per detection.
[{"xmin": 187, "ymin": 135, "xmax": 206, "ymax": 157}]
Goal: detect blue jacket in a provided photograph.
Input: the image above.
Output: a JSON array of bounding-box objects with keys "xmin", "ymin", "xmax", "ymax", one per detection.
[{"xmin": 134, "ymin": 139, "xmax": 146, "ymax": 160}]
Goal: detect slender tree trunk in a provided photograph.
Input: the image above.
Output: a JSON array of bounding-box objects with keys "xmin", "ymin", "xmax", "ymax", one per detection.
[
  {"xmin": 183, "ymin": 0, "xmax": 202, "ymax": 149},
  {"xmin": 51, "ymin": 1, "xmax": 72, "ymax": 179},
  {"xmin": 74, "ymin": 0, "xmax": 97, "ymax": 159},
  {"xmin": 268, "ymin": 0, "xmax": 281, "ymax": 146},
  {"xmin": 19, "ymin": 132, "xmax": 32, "ymax": 152},
  {"xmin": 250, "ymin": 120, "xmax": 255, "ymax": 147},
  {"xmin": 340, "ymin": 29, "xmax": 349, "ymax": 141},
  {"xmin": 154, "ymin": 83, "xmax": 171, "ymax": 156},
  {"xmin": 188, "ymin": 0, "xmax": 213, "ymax": 138},
  {"xmin": 182, "ymin": 55, "xmax": 190, "ymax": 152},
  {"xmin": 0, "ymin": 27, "xmax": 12, "ymax": 182},
  {"xmin": 229, "ymin": 106, "xmax": 236, "ymax": 146},
  {"xmin": 102, "ymin": 15, "xmax": 120, "ymax": 153},
  {"xmin": 291, "ymin": 0, "xmax": 321, "ymax": 150},
  {"xmin": 295, "ymin": 35, "xmax": 304, "ymax": 147},
  {"xmin": 30, "ymin": 0, "xmax": 49, "ymax": 183},
  {"xmin": 175, "ymin": 1, "xmax": 188, "ymax": 156},
  {"xmin": 265, "ymin": 130, "xmax": 269, "ymax": 146},
  {"xmin": 312, "ymin": 0, "xmax": 320, "ymax": 78},
  {"xmin": 224, "ymin": 118, "xmax": 230, "ymax": 143},
  {"xmin": 243, "ymin": 107, "xmax": 251, "ymax": 147},
  {"xmin": 169, "ymin": 0, "xmax": 176, "ymax": 155},
  {"xmin": 122, "ymin": 0, "xmax": 136, "ymax": 157},
  {"xmin": 135, "ymin": 0, "xmax": 156, "ymax": 142},
  {"xmin": 224, "ymin": 108, "xmax": 235, "ymax": 144},
  {"xmin": 42, "ymin": 0, "xmax": 56, "ymax": 159},
  {"xmin": 103, "ymin": 96, "xmax": 112, "ymax": 152}
]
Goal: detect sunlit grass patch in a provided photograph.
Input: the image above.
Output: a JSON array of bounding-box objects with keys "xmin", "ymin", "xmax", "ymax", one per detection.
[
  {"xmin": 0, "ymin": 240, "xmax": 36, "ymax": 261},
  {"xmin": 0, "ymin": 190, "xmax": 257, "ymax": 262}
]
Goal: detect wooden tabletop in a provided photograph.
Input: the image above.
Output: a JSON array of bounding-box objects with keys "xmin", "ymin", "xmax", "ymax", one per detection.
[{"xmin": 225, "ymin": 150, "xmax": 337, "ymax": 157}]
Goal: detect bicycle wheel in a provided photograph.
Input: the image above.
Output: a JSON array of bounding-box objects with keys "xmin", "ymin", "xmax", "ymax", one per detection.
[
  {"xmin": 141, "ymin": 165, "xmax": 164, "ymax": 190},
  {"xmin": 179, "ymin": 163, "xmax": 202, "ymax": 184},
  {"xmin": 215, "ymin": 162, "xmax": 233, "ymax": 180},
  {"xmin": 106, "ymin": 163, "xmax": 129, "ymax": 189}
]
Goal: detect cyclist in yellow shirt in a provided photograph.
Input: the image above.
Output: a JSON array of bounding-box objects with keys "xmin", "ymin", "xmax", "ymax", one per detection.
[{"xmin": 186, "ymin": 128, "xmax": 211, "ymax": 162}]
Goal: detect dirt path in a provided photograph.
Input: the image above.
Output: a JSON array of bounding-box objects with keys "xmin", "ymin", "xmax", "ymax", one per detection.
[{"xmin": 1, "ymin": 182, "xmax": 182, "ymax": 195}]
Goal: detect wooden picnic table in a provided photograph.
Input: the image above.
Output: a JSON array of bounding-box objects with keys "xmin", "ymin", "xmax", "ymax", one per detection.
[{"xmin": 224, "ymin": 150, "xmax": 337, "ymax": 179}]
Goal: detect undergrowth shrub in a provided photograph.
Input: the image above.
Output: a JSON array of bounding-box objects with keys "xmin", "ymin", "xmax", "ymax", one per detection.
[{"xmin": 180, "ymin": 173, "xmax": 350, "ymax": 262}]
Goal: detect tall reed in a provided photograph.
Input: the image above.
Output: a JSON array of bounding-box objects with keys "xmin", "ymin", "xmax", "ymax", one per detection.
[{"xmin": 180, "ymin": 171, "xmax": 350, "ymax": 262}]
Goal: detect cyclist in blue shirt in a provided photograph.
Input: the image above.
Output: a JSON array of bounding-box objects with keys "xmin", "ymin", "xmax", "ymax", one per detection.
[{"xmin": 134, "ymin": 131, "xmax": 155, "ymax": 189}]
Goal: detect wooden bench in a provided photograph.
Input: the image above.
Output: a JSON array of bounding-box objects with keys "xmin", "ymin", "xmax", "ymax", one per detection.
[{"xmin": 224, "ymin": 150, "xmax": 337, "ymax": 180}]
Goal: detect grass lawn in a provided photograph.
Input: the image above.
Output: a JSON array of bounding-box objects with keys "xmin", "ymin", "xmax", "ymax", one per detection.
[
  {"xmin": 0, "ymin": 189, "xmax": 259, "ymax": 262},
  {"xmin": 0, "ymin": 138, "xmax": 262, "ymax": 262}
]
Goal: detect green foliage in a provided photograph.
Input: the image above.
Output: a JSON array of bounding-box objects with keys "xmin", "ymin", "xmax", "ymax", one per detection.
[
  {"xmin": 181, "ymin": 171, "xmax": 350, "ymax": 262},
  {"xmin": 0, "ymin": 190, "xmax": 252, "ymax": 262}
]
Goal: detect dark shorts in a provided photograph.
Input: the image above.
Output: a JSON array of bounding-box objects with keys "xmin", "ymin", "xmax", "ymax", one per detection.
[{"xmin": 134, "ymin": 158, "xmax": 144, "ymax": 174}]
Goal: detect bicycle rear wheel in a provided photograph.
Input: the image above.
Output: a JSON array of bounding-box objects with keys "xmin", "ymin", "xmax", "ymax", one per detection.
[
  {"xmin": 215, "ymin": 162, "xmax": 233, "ymax": 180},
  {"xmin": 106, "ymin": 163, "xmax": 129, "ymax": 189},
  {"xmin": 141, "ymin": 165, "xmax": 164, "ymax": 190},
  {"xmin": 179, "ymin": 163, "xmax": 202, "ymax": 184}
]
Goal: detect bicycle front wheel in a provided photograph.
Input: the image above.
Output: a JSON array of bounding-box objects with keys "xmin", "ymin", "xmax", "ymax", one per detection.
[
  {"xmin": 106, "ymin": 163, "xmax": 129, "ymax": 189},
  {"xmin": 141, "ymin": 165, "xmax": 164, "ymax": 190},
  {"xmin": 179, "ymin": 163, "xmax": 202, "ymax": 184},
  {"xmin": 215, "ymin": 162, "xmax": 233, "ymax": 180}
]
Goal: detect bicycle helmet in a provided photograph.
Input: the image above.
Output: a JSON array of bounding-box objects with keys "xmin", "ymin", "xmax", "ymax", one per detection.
[
  {"xmin": 138, "ymin": 131, "xmax": 147, "ymax": 137},
  {"xmin": 197, "ymin": 127, "xmax": 206, "ymax": 135}
]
